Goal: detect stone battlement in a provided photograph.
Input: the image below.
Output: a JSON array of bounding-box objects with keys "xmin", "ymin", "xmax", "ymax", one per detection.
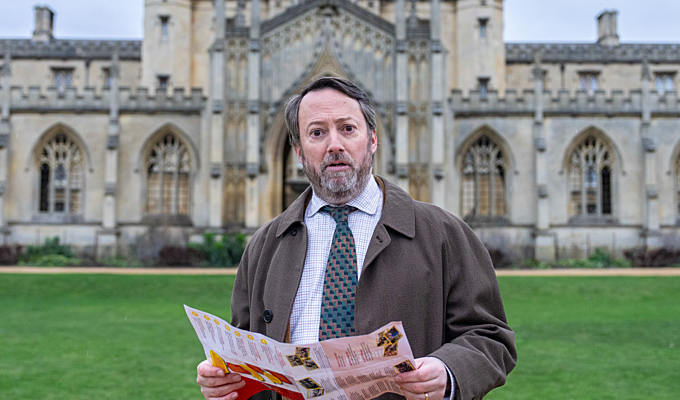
[
  {"xmin": 7, "ymin": 86, "xmax": 205, "ymax": 113},
  {"xmin": 450, "ymin": 89, "xmax": 679, "ymax": 116}
]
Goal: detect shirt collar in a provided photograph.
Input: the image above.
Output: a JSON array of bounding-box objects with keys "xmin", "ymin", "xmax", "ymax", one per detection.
[{"xmin": 307, "ymin": 175, "xmax": 381, "ymax": 218}]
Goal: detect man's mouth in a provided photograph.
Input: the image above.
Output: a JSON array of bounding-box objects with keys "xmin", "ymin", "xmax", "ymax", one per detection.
[{"xmin": 325, "ymin": 162, "xmax": 350, "ymax": 171}]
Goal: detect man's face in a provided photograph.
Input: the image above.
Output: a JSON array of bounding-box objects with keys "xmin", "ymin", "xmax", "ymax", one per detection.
[{"xmin": 295, "ymin": 88, "xmax": 377, "ymax": 205}]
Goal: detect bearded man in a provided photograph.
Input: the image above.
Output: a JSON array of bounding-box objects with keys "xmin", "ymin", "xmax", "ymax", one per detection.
[{"xmin": 196, "ymin": 76, "xmax": 516, "ymax": 400}]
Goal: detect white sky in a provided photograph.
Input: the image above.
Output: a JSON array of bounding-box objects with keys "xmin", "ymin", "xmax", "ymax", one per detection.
[{"xmin": 0, "ymin": 0, "xmax": 679, "ymax": 43}]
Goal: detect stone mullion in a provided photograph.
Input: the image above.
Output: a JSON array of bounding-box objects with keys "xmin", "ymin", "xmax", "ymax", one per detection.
[
  {"xmin": 49, "ymin": 159, "xmax": 55, "ymax": 214},
  {"xmin": 158, "ymin": 154, "xmax": 165, "ymax": 214},
  {"xmin": 172, "ymin": 152, "xmax": 179, "ymax": 215},
  {"xmin": 64, "ymin": 153, "xmax": 71, "ymax": 215},
  {"xmin": 580, "ymin": 154, "xmax": 587, "ymax": 217},
  {"xmin": 595, "ymin": 158, "xmax": 602, "ymax": 217},
  {"xmin": 245, "ymin": 0, "xmax": 261, "ymax": 228},
  {"xmin": 395, "ymin": 0, "xmax": 409, "ymax": 191}
]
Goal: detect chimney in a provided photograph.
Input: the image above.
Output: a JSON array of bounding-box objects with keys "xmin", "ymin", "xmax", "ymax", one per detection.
[
  {"xmin": 597, "ymin": 10, "xmax": 619, "ymax": 46},
  {"xmin": 32, "ymin": 5, "xmax": 55, "ymax": 42}
]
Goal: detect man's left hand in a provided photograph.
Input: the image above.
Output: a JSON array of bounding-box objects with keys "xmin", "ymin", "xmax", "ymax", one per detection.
[{"xmin": 394, "ymin": 357, "xmax": 448, "ymax": 400}]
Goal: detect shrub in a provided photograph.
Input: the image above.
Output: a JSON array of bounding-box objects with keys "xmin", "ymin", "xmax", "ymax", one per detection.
[
  {"xmin": 624, "ymin": 247, "xmax": 680, "ymax": 267},
  {"xmin": 20, "ymin": 254, "xmax": 81, "ymax": 267},
  {"xmin": 102, "ymin": 256, "xmax": 144, "ymax": 268},
  {"xmin": 0, "ymin": 245, "xmax": 21, "ymax": 265},
  {"xmin": 188, "ymin": 232, "xmax": 246, "ymax": 267},
  {"xmin": 158, "ymin": 246, "xmax": 205, "ymax": 267},
  {"xmin": 518, "ymin": 248, "xmax": 630, "ymax": 269},
  {"xmin": 19, "ymin": 237, "xmax": 81, "ymax": 267}
]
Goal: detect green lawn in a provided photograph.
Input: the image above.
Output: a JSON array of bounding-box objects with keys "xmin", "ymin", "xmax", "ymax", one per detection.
[
  {"xmin": 489, "ymin": 277, "xmax": 680, "ymax": 400},
  {"xmin": 0, "ymin": 274, "xmax": 678, "ymax": 399}
]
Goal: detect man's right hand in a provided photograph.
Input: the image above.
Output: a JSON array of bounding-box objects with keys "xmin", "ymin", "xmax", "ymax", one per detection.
[{"xmin": 197, "ymin": 359, "xmax": 246, "ymax": 400}]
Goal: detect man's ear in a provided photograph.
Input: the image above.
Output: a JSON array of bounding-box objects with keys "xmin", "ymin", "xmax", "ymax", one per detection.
[
  {"xmin": 294, "ymin": 145, "xmax": 303, "ymax": 164},
  {"xmin": 369, "ymin": 130, "xmax": 378, "ymax": 154}
]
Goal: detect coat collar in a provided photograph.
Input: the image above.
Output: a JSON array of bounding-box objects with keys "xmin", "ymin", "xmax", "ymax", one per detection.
[{"xmin": 274, "ymin": 176, "xmax": 415, "ymax": 239}]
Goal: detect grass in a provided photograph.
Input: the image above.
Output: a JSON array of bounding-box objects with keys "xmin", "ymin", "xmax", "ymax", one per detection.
[
  {"xmin": 0, "ymin": 274, "xmax": 678, "ymax": 399},
  {"xmin": 488, "ymin": 277, "xmax": 680, "ymax": 400},
  {"xmin": 0, "ymin": 274, "xmax": 235, "ymax": 399}
]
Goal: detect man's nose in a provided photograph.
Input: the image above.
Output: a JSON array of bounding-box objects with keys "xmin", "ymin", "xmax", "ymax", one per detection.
[{"xmin": 326, "ymin": 129, "xmax": 345, "ymax": 153}]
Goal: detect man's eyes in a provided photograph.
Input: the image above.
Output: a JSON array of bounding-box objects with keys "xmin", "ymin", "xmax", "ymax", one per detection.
[{"xmin": 308, "ymin": 125, "xmax": 356, "ymax": 137}]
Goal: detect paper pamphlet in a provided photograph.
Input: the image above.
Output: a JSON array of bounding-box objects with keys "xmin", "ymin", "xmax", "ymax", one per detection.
[{"xmin": 185, "ymin": 305, "xmax": 416, "ymax": 400}]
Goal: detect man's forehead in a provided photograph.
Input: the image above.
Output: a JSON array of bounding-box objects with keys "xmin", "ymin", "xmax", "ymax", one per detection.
[{"xmin": 299, "ymin": 88, "xmax": 361, "ymax": 110}]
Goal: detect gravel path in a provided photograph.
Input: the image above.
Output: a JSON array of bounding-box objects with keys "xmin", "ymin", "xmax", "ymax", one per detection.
[{"xmin": 1, "ymin": 266, "xmax": 679, "ymax": 276}]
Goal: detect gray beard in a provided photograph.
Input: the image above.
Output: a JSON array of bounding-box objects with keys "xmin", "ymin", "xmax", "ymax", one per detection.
[{"xmin": 300, "ymin": 149, "xmax": 373, "ymax": 205}]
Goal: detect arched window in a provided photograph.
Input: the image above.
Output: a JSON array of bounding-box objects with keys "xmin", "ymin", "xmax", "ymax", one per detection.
[
  {"xmin": 145, "ymin": 133, "xmax": 191, "ymax": 215},
  {"xmin": 568, "ymin": 135, "xmax": 613, "ymax": 219},
  {"xmin": 461, "ymin": 135, "xmax": 507, "ymax": 220},
  {"xmin": 38, "ymin": 133, "xmax": 84, "ymax": 214}
]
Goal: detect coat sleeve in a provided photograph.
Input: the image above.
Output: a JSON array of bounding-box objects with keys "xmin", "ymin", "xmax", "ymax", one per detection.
[{"xmin": 429, "ymin": 217, "xmax": 517, "ymax": 400}]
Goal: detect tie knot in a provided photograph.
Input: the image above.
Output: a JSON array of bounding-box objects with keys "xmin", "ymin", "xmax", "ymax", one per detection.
[{"xmin": 320, "ymin": 205, "xmax": 356, "ymax": 224}]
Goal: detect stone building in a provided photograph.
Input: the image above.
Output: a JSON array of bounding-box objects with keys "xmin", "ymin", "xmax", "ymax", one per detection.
[{"xmin": 0, "ymin": 0, "xmax": 678, "ymax": 261}]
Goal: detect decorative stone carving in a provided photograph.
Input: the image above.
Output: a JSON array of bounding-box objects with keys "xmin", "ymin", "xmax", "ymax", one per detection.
[
  {"xmin": 642, "ymin": 137, "xmax": 656, "ymax": 152},
  {"xmin": 105, "ymin": 183, "xmax": 116, "ymax": 196},
  {"xmin": 106, "ymin": 134, "xmax": 118, "ymax": 150},
  {"xmin": 246, "ymin": 162, "xmax": 259, "ymax": 178},
  {"xmin": 396, "ymin": 164, "xmax": 409, "ymax": 179},
  {"xmin": 646, "ymin": 186, "xmax": 658, "ymax": 199},
  {"xmin": 534, "ymin": 136, "xmax": 547, "ymax": 152},
  {"xmin": 210, "ymin": 163, "xmax": 222, "ymax": 178}
]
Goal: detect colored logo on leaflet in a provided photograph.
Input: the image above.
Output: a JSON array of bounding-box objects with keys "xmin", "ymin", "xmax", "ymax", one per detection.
[{"xmin": 376, "ymin": 325, "xmax": 403, "ymax": 357}]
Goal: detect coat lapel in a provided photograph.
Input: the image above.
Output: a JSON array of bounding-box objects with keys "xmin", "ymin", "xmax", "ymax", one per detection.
[
  {"xmin": 264, "ymin": 187, "xmax": 311, "ymax": 342},
  {"xmin": 362, "ymin": 177, "xmax": 416, "ymax": 272}
]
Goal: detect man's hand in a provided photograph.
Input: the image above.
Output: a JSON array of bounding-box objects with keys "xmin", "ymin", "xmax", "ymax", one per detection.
[
  {"xmin": 196, "ymin": 359, "xmax": 246, "ymax": 400},
  {"xmin": 394, "ymin": 357, "xmax": 449, "ymax": 400}
]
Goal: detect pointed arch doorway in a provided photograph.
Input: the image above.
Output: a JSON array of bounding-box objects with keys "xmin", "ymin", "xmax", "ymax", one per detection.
[{"xmin": 262, "ymin": 51, "xmax": 388, "ymax": 220}]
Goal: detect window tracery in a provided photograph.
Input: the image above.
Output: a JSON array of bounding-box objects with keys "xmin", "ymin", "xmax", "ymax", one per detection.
[
  {"xmin": 38, "ymin": 133, "xmax": 84, "ymax": 215},
  {"xmin": 145, "ymin": 133, "xmax": 191, "ymax": 215},
  {"xmin": 568, "ymin": 135, "xmax": 613, "ymax": 219},
  {"xmin": 461, "ymin": 135, "xmax": 507, "ymax": 220}
]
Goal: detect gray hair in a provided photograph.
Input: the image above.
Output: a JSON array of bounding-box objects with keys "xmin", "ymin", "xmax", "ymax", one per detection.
[{"xmin": 284, "ymin": 76, "xmax": 377, "ymax": 148}]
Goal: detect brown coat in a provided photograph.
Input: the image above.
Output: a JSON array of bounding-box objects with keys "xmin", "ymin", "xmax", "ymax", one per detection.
[{"xmin": 231, "ymin": 177, "xmax": 516, "ymax": 400}]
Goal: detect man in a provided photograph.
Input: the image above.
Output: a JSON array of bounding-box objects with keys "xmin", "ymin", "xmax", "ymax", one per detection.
[{"xmin": 197, "ymin": 76, "xmax": 516, "ymax": 400}]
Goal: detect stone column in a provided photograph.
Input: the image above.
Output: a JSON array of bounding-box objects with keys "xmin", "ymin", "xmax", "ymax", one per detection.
[
  {"xmin": 532, "ymin": 57, "xmax": 555, "ymax": 261},
  {"xmin": 429, "ymin": 0, "xmax": 445, "ymax": 207},
  {"xmin": 0, "ymin": 52, "xmax": 11, "ymax": 231},
  {"xmin": 640, "ymin": 60, "xmax": 661, "ymax": 247},
  {"xmin": 208, "ymin": 0, "xmax": 226, "ymax": 228},
  {"xmin": 395, "ymin": 0, "xmax": 410, "ymax": 191},
  {"xmin": 245, "ymin": 0, "xmax": 261, "ymax": 228},
  {"xmin": 98, "ymin": 49, "xmax": 121, "ymax": 258}
]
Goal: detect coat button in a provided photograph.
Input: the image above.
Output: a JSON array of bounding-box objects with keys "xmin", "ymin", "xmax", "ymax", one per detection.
[
  {"xmin": 263, "ymin": 309, "xmax": 273, "ymax": 323},
  {"xmin": 290, "ymin": 228, "xmax": 297, "ymax": 236}
]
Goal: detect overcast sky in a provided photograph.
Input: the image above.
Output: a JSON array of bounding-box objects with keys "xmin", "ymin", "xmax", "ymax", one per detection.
[{"xmin": 1, "ymin": 0, "xmax": 679, "ymax": 43}]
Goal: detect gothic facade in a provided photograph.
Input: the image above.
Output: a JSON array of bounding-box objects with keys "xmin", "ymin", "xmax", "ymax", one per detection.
[{"xmin": 0, "ymin": 0, "xmax": 679, "ymax": 261}]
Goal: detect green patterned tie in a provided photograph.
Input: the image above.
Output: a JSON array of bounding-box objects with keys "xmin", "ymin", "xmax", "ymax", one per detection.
[{"xmin": 319, "ymin": 205, "xmax": 358, "ymax": 340}]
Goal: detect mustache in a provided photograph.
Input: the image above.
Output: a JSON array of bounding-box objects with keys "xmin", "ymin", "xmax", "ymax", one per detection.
[{"xmin": 321, "ymin": 152, "xmax": 355, "ymax": 170}]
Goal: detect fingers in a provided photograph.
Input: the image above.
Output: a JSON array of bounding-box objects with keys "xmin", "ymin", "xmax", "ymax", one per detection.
[
  {"xmin": 197, "ymin": 359, "xmax": 245, "ymax": 400},
  {"xmin": 394, "ymin": 357, "xmax": 448, "ymax": 400},
  {"xmin": 200, "ymin": 378, "xmax": 245, "ymax": 400}
]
